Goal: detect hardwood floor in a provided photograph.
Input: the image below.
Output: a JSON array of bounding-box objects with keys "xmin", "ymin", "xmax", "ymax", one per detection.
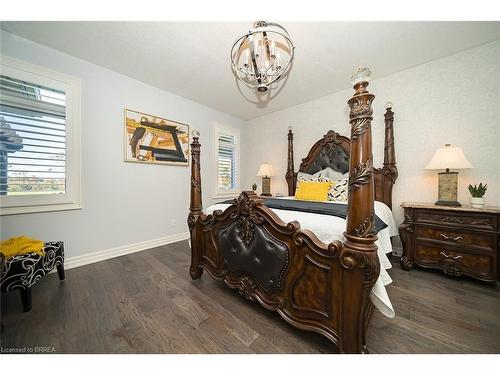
[{"xmin": 1, "ymin": 240, "xmax": 499, "ymax": 353}]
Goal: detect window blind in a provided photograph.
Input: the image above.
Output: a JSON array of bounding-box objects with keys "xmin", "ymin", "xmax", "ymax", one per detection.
[
  {"xmin": 217, "ymin": 132, "xmax": 238, "ymax": 191},
  {"xmin": 0, "ymin": 75, "xmax": 66, "ymax": 196}
]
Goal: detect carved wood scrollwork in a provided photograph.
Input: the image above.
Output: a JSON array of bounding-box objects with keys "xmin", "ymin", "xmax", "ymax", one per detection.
[
  {"xmin": 229, "ymin": 191, "xmax": 265, "ymax": 247},
  {"xmin": 360, "ymin": 251, "xmax": 380, "ymax": 280},
  {"xmin": 352, "ymin": 214, "xmax": 376, "ymax": 238},
  {"xmin": 349, "ymin": 159, "xmax": 373, "ymax": 192},
  {"xmin": 190, "ymin": 139, "xmax": 201, "ymax": 166},
  {"xmin": 323, "ymin": 130, "xmax": 344, "ymax": 145},
  {"xmin": 399, "ymin": 223, "xmax": 413, "ymax": 234},
  {"xmin": 373, "ymin": 165, "xmax": 398, "ymax": 181},
  {"xmin": 237, "ymin": 277, "xmax": 257, "ymax": 300},
  {"xmin": 340, "ymin": 248, "xmax": 380, "ymax": 281},
  {"xmin": 187, "ymin": 213, "xmax": 197, "ymax": 231},
  {"xmin": 442, "ymin": 261, "xmax": 462, "ymax": 277},
  {"xmin": 400, "ymin": 256, "xmax": 413, "ymax": 271},
  {"xmin": 237, "ymin": 218, "xmax": 255, "ymax": 247},
  {"xmin": 350, "ymin": 117, "xmax": 371, "ymax": 140},
  {"xmin": 191, "ymin": 177, "xmax": 201, "ymax": 192},
  {"xmin": 339, "ymin": 249, "xmax": 357, "ymax": 270},
  {"xmin": 349, "ymin": 95, "xmax": 374, "ymax": 140},
  {"xmin": 418, "ymin": 213, "xmax": 491, "ymax": 226},
  {"xmin": 399, "ymin": 208, "xmax": 414, "ymax": 272},
  {"xmin": 349, "ymin": 96, "xmax": 374, "ymax": 119}
]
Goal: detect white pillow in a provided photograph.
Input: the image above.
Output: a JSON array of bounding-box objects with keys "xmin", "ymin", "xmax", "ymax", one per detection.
[
  {"xmin": 297, "ymin": 167, "xmax": 348, "ymax": 181},
  {"xmin": 322, "ymin": 167, "xmax": 349, "ymax": 181},
  {"xmin": 297, "ymin": 169, "xmax": 332, "ymax": 183}
]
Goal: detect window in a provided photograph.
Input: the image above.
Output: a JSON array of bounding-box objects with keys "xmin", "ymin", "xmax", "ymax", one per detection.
[
  {"xmin": 214, "ymin": 127, "xmax": 240, "ymax": 197},
  {"xmin": 0, "ymin": 57, "xmax": 81, "ymax": 215}
]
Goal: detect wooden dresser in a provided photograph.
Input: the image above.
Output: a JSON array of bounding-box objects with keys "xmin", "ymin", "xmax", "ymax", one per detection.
[{"xmin": 399, "ymin": 202, "xmax": 500, "ymax": 282}]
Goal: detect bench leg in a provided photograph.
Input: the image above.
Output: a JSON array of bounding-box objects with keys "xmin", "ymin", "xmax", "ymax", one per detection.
[
  {"xmin": 20, "ymin": 288, "xmax": 32, "ymax": 312},
  {"xmin": 56, "ymin": 263, "xmax": 65, "ymax": 281}
]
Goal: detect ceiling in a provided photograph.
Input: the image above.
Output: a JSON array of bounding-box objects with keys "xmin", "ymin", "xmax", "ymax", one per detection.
[{"xmin": 2, "ymin": 21, "xmax": 500, "ymax": 120}]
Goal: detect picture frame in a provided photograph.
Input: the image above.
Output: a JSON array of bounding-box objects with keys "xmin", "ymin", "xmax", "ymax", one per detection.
[{"xmin": 124, "ymin": 108, "xmax": 189, "ymax": 166}]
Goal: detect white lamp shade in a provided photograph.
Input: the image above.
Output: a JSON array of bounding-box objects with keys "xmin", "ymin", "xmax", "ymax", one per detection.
[
  {"xmin": 424, "ymin": 144, "xmax": 473, "ymax": 170},
  {"xmin": 257, "ymin": 162, "xmax": 275, "ymax": 177}
]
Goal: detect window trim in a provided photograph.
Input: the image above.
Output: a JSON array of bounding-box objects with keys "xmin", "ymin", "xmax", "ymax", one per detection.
[
  {"xmin": 213, "ymin": 126, "xmax": 240, "ymax": 199},
  {"xmin": 0, "ymin": 56, "xmax": 82, "ymax": 215}
]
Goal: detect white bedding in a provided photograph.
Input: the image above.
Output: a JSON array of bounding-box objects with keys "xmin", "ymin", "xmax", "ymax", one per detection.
[{"xmin": 205, "ymin": 196, "xmax": 397, "ymax": 318}]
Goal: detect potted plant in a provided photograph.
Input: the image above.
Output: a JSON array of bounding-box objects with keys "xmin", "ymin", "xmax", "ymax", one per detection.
[{"xmin": 468, "ymin": 183, "xmax": 487, "ymax": 208}]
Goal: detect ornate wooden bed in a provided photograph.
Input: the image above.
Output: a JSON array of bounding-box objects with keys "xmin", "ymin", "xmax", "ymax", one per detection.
[{"xmin": 187, "ymin": 79, "xmax": 397, "ymax": 353}]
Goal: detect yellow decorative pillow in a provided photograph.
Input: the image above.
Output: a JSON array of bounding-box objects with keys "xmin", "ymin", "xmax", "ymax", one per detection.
[{"xmin": 295, "ymin": 181, "xmax": 333, "ymax": 202}]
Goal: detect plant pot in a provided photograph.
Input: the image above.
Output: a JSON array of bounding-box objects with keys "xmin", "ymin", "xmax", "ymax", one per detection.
[{"xmin": 470, "ymin": 197, "xmax": 485, "ymax": 209}]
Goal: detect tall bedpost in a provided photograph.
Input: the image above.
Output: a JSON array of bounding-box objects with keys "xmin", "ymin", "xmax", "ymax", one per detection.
[
  {"xmin": 285, "ymin": 127, "xmax": 296, "ymax": 196},
  {"xmin": 383, "ymin": 103, "xmax": 396, "ymax": 169},
  {"xmin": 339, "ymin": 68, "xmax": 380, "ymax": 353},
  {"xmin": 382, "ymin": 103, "xmax": 398, "ymax": 209},
  {"xmin": 188, "ymin": 130, "xmax": 204, "ymax": 280}
]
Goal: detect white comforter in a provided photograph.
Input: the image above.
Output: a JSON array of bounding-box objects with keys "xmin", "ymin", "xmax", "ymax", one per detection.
[{"xmin": 205, "ymin": 197, "xmax": 396, "ymax": 318}]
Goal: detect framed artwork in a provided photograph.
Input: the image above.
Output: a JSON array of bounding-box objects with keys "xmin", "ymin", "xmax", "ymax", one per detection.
[{"xmin": 124, "ymin": 109, "xmax": 189, "ymax": 166}]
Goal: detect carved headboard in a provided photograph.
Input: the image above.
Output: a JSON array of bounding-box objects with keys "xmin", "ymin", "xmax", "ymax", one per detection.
[{"xmin": 285, "ymin": 106, "xmax": 398, "ymax": 209}]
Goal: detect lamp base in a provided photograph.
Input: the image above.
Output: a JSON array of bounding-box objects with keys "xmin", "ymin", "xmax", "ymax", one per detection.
[
  {"xmin": 436, "ymin": 171, "xmax": 460, "ymax": 207},
  {"xmin": 261, "ymin": 176, "xmax": 271, "ymax": 196},
  {"xmin": 435, "ymin": 200, "xmax": 461, "ymax": 207}
]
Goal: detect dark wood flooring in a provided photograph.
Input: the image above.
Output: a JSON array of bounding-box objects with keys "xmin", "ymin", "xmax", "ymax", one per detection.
[{"xmin": 1, "ymin": 240, "xmax": 499, "ymax": 353}]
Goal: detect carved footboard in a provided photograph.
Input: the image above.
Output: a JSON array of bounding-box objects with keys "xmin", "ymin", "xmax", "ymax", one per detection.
[{"xmin": 188, "ymin": 74, "xmax": 380, "ymax": 353}]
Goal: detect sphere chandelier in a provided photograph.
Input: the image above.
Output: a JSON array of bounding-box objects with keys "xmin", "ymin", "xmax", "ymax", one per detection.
[{"xmin": 230, "ymin": 21, "xmax": 295, "ymax": 93}]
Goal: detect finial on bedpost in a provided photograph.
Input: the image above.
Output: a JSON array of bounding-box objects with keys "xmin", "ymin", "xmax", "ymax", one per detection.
[
  {"xmin": 285, "ymin": 126, "xmax": 296, "ymax": 196},
  {"xmin": 188, "ymin": 130, "xmax": 204, "ymax": 280},
  {"xmin": 339, "ymin": 67, "xmax": 380, "ymax": 353}
]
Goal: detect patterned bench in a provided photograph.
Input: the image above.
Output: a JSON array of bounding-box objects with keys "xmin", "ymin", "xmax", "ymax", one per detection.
[{"xmin": 1, "ymin": 241, "xmax": 65, "ymax": 312}]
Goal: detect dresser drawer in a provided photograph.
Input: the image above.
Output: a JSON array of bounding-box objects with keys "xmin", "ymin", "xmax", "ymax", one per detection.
[
  {"xmin": 415, "ymin": 209, "xmax": 497, "ymax": 231},
  {"xmin": 415, "ymin": 242, "xmax": 497, "ymax": 280},
  {"xmin": 415, "ymin": 226, "xmax": 496, "ymax": 250}
]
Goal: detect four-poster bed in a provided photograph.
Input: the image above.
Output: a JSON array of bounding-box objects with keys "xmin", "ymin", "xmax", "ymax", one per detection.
[{"xmin": 187, "ymin": 77, "xmax": 398, "ymax": 353}]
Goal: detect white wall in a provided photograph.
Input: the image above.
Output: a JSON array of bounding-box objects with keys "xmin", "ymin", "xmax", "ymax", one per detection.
[
  {"xmin": 0, "ymin": 31, "xmax": 245, "ymax": 258},
  {"xmin": 242, "ymin": 41, "xmax": 500, "ymax": 224}
]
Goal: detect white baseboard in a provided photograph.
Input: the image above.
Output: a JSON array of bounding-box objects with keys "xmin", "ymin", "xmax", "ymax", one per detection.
[{"xmin": 64, "ymin": 232, "xmax": 190, "ymax": 270}]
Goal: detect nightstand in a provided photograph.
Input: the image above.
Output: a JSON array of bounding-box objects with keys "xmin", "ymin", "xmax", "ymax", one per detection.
[{"xmin": 399, "ymin": 202, "xmax": 500, "ymax": 282}]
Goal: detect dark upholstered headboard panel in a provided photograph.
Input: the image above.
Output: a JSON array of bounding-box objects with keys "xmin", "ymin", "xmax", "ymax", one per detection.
[
  {"xmin": 301, "ymin": 131, "xmax": 350, "ymax": 175},
  {"xmin": 285, "ymin": 107, "xmax": 398, "ymax": 209}
]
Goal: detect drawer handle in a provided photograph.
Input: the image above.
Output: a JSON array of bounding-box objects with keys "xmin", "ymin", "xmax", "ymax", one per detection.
[
  {"xmin": 440, "ymin": 251, "xmax": 463, "ymax": 260},
  {"xmin": 439, "ymin": 233, "xmax": 463, "ymax": 241}
]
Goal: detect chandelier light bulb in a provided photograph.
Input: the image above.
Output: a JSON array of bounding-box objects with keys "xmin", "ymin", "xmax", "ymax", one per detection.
[{"xmin": 231, "ymin": 21, "xmax": 295, "ymax": 93}]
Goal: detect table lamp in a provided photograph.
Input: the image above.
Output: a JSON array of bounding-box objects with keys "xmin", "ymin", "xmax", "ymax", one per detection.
[
  {"xmin": 257, "ymin": 162, "xmax": 275, "ymax": 197},
  {"xmin": 425, "ymin": 144, "xmax": 473, "ymax": 206}
]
